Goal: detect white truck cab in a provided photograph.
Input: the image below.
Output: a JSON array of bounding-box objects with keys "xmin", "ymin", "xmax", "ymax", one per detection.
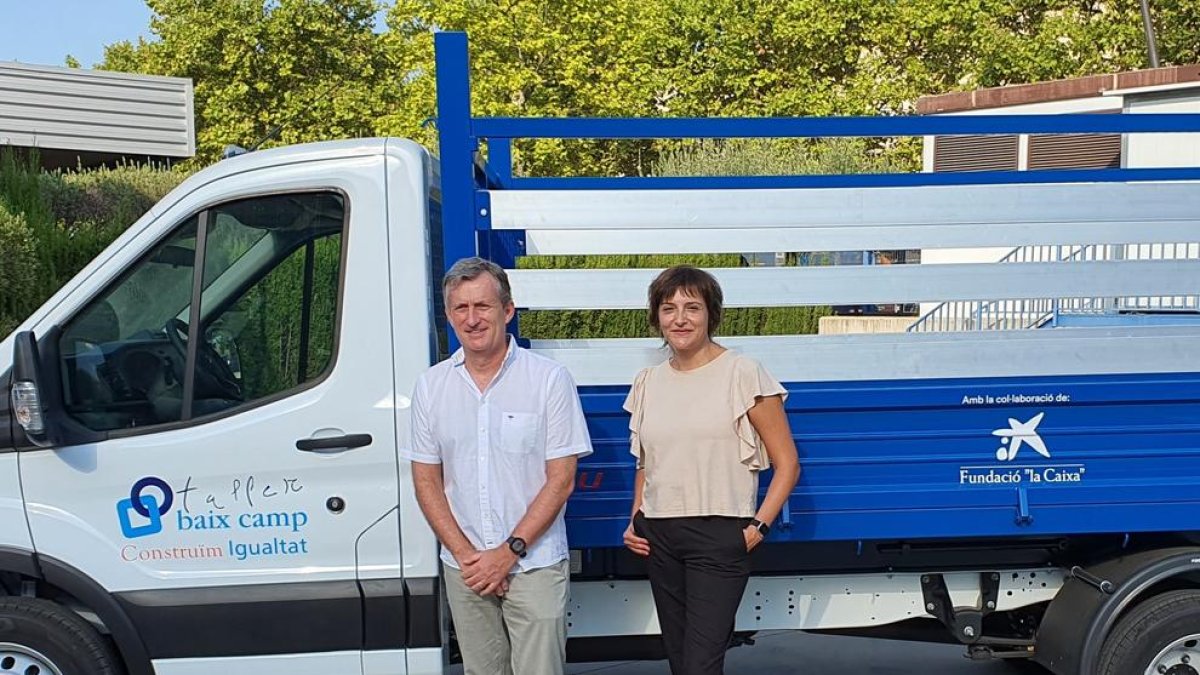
[{"xmin": 1, "ymin": 139, "xmax": 445, "ymax": 675}]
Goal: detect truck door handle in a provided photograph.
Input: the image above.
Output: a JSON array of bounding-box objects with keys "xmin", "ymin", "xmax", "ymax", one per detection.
[{"xmin": 295, "ymin": 434, "xmax": 373, "ymax": 452}]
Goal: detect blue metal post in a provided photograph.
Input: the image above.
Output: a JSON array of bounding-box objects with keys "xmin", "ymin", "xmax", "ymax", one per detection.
[
  {"xmin": 487, "ymin": 138, "xmax": 513, "ymax": 188},
  {"xmin": 434, "ymin": 31, "xmax": 477, "ymax": 353}
]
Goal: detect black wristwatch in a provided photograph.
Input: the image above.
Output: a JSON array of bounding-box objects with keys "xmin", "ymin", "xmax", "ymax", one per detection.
[
  {"xmin": 506, "ymin": 536, "xmax": 528, "ymax": 558},
  {"xmin": 749, "ymin": 519, "xmax": 770, "ymax": 537}
]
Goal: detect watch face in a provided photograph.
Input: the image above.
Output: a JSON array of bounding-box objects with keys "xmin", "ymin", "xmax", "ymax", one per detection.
[{"xmin": 509, "ymin": 537, "xmax": 527, "ymax": 555}]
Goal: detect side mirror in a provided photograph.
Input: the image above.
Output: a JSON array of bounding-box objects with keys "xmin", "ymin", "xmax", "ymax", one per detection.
[
  {"xmin": 10, "ymin": 328, "xmax": 105, "ymax": 449},
  {"xmin": 11, "ymin": 331, "xmax": 55, "ymax": 447}
]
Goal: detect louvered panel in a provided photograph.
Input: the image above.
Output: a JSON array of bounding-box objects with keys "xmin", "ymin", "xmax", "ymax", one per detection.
[
  {"xmin": 1029, "ymin": 133, "xmax": 1122, "ymax": 169},
  {"xmin": 932, "ymin": 135, "xmax": 1018, "ymax": 172}
]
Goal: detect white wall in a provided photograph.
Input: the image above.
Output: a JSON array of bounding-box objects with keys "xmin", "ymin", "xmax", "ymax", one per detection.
[{"xmin": 1124, "ymin": 88, "xmax": 1200, "ymax": 168}]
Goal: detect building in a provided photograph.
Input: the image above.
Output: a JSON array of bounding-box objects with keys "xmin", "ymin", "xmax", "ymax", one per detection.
[
  {"xmin": 912, "ymin": 65, "xmax": 1200, "ymax": 329},
  {"xmin": 0, "ymin": 61, "xmax": 194, "ymax": 170}
]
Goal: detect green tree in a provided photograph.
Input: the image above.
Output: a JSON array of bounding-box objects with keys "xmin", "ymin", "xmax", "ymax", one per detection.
[
  {"xmin": 381, "ymin": 0, "xmax": 677, "ymax": 177},
  {"xmin": 376, "ymin": 0, "xmax": 1199, "ymax": 179},
  {"xmin": 100, "ymin": 0, "xmax": 395, "ymax": 163},
  {"xmin": 100, "ymin": 1, "xmax": 1200, "ymax": 175}
]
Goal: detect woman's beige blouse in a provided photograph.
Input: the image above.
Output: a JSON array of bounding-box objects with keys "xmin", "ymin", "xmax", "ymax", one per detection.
[{"xmin": 623, "ymin": 350, "xmax": 787, "ymax": 518}]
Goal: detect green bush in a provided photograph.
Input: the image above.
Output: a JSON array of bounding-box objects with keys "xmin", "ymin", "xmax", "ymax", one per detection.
[
  {"xmin": 0, "ymin": 202, "xmax": 42, "ymax": 336},
  {"xmin": 515, "ymin": 253, "xmax": 832, "ymax": 340},
  {"xmin": 0, "ymin": 150, "xmax": 185, "ymax": 337},
  {"xmin": 652, "ymin": 137, "xmax": 912, "ymax": 178},
  {"xmin": 513, "ymin": 139, "xmax": 900, "ymax": 340}
]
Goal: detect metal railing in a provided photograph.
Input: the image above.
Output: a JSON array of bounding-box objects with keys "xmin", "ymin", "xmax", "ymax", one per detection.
[{"xmin": 908, "ymin": 243, "xmax": 1200, "ymax": 332}]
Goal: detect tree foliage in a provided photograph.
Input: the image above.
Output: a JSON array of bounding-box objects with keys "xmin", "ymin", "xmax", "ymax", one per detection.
[
  {"xmin": 99, "ymin": 0, "xmax": 1200, "ymax": 170},
  {"xmin": 101, "ymin": 0, "xmax": 395, "ymax": 162}
]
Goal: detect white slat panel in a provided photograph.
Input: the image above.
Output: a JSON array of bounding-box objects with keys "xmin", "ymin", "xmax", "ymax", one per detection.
[
  {"xmin": 0, "ymin": 131, "xmax": 187, "ymax": 156},
  {"xmin": 0, "ymin": 62, "xmax": 193, "ymax": 158},
  {"xmin": 490, "ymin": 182, "xmax": 1200, "ymax": 230},
  {"xmin": 0, "ymin": 72, "xmax": 186, "ymax": 103},
  {"xmin": 0, "ymin": 104, "xmax": 188, "ymax": 131},
  {"xmin": 530, "ymin": 327, "xmax": 1200, "ymax": 386},
  {"xmin": 0, "ymin": 117, "xmax": 185, "ymax": 144},
  {"xmin": 524, "ymin": 221, "xmax": 1200, "ymax": 254},
  {"xmin": 509, "ymin": 260, "xmax": 1200, "ymax": 309},
  {"xmin": 2, "ymin": 90, "xmax": 187, "ymax": 117},
  {"xmin": 0, "ymin": 62, "xmax": 186, "ymax": 89}
]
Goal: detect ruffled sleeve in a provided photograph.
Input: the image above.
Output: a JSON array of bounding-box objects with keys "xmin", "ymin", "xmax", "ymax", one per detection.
[
  {"xmin": 731, "ymin": 356, "xmax": 788, "ymax": 471},
  {"xmin": 623, "ymin": 367, "xmax": 651, "ymax": 469}
]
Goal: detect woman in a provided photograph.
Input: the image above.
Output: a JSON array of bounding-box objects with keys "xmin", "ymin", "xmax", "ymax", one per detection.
[{"xmin": 623, "ymin": 265, "xmax": 801, "ymax": 675}]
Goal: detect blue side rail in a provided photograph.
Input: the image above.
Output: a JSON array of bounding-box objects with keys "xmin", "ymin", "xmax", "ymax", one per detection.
[{"xmin": 432, "ymin": 30, "xmax": 1200, "ymax": 277}]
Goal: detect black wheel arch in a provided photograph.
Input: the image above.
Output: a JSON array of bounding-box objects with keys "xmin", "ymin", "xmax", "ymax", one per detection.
[
  {"xmin": 1034, "ymin": 547, "xmax": 1200, "ymax": 675},
  {"xmin": 0, "ymin": 545, "xmax": 153, "ymax": 675}
]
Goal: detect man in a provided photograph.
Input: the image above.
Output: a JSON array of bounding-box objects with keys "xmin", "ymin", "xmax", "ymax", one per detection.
[{"xmin": 402, "ymin": 257, "xmax": 593, "ymax": 675}]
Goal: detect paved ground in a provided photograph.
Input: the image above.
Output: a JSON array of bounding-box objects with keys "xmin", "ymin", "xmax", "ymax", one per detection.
[
  {"xmin": 564, "ymin": 631, "xmax": 1039, "ymax": 675},
  {"xmin": 451, "ymin": 631, "xmax": 1043, "ymax": 674}
]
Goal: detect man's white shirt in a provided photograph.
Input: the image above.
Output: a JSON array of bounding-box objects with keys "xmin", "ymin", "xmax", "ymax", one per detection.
[{"xmin": 403, "ymin": 337, "xmax": 593, "ymax": 572}]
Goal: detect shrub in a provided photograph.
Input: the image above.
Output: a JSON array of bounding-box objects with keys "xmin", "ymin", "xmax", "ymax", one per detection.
[
  {"xmin": 0, "ymin": 149, "xmax": 186, "ymax": 337},
  {"xmin": 0, "ymin": 202, "xmax": 42, "ymax": 335}
]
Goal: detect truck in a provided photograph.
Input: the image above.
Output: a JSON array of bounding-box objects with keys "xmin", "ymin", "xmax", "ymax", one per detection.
[{"xmin": 2, "ymin": 31, "xmax": 1200, "ymax": 675}]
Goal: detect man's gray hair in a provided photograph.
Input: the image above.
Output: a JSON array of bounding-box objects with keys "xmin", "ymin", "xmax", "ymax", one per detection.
[{"xmin": 442, "ymin": 257, "xmax": 514, "ymax": 306}]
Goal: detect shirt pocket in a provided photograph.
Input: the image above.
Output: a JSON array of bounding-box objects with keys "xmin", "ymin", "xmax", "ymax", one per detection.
[{"xmin": 500, "ymin": 412, "xmax": 541, "ymax": 454}]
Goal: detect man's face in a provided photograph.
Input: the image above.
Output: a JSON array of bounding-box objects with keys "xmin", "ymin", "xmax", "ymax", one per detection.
[{"xmin": 446, "ymin": 275, "xmax": 515, "ymax": 358}]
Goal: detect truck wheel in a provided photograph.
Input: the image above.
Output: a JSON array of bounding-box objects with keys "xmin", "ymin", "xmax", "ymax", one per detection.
[
  {"xmin": 0, "ymin": 597, "xmax": 121, "ymax": 675},
  {"xmin": 1096, "ymin": 589, "xmax": 1200, "ymax": 675}
]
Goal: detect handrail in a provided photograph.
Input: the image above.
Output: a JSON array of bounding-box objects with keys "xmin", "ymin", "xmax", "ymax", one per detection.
[{"xmin": 908, "ymin": 244, "xmax": 1200, "ymax": 332}]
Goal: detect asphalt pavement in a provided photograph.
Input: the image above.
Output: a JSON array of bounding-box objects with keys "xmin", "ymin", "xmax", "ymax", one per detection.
[
  {"xmin": 563, "ymin": 631, "xmax": 1040, "ymax": 675},
  {"xmin": 448, "ymin": 631, "xmax": 1044, "ymax": 674}
]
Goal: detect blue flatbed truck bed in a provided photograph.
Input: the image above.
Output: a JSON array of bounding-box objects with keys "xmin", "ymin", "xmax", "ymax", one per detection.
[{"xmin": 430, "ymin": 31, "xmax": 1200, "ymax": 674}]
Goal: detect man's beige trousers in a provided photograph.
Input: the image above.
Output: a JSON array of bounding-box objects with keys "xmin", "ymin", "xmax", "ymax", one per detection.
[{"xmin": 444, "ymin": 559, "xmax": 570, "ymax": 675}]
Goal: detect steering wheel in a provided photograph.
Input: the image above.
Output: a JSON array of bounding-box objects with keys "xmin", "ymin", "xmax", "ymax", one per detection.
[{"xmin": 165, "ymin": 318, "xmax": 243, "ymax": 402}]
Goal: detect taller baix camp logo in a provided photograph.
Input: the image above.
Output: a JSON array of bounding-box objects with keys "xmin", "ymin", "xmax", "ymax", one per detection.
[
  {"xmin": 115, "ymin": 474, "xmax": 313, "ymax": 564},
  {"xmin": 117, "ymin": 476, "xmax": 174, "ymax": 539}
]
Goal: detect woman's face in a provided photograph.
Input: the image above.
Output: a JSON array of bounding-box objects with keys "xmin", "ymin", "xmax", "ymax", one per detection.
[{"xmin": 657, "ymin": 288, "xmax": 710, "ymax": 353}]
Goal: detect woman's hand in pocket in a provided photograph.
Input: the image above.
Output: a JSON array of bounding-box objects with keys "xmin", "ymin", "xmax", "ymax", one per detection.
[
  {"xmin": 624, "ymin": 521, "xmax": 651, "ymax": 557},
  {"xmin": 743, "ymin": 525, "xmax": 764, "ymax": 552}
]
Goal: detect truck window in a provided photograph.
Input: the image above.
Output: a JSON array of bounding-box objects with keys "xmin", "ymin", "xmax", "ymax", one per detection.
[
  {"xmin": 59, "ymin": 217, "xmax": 201, "ymax": 431},
  {"xmin": 198, "ymin": 194, "xmax": 344, "ymax": 408},
  {"xmin": 58, "ymin": 192, "xmax": 345, "ymax": 432}
]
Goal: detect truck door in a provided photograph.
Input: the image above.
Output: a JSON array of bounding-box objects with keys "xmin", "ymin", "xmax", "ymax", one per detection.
[{"xmin": 19, "ymin": 162, "xmax": 401, "ymax": 672}]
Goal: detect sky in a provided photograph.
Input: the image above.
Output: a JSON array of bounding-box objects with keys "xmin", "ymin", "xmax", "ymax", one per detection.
[
  {"xmin": 0, "ymin": 1, "xmax": 393, "ymax": 70},
  {"xmin": 0, "ymin": 0, "xmax": 154, "ymax": 68}
]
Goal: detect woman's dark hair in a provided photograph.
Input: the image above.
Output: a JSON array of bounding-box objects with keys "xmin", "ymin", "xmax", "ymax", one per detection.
[{"xmin": 647, "ymin": 265, "xmax": 724, "ymax": 337}]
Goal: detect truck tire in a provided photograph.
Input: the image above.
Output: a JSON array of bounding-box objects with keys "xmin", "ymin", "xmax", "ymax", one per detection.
[
  {"xmin": 1096, "ymin": 589, "xmax": 1200, "ymax": 675},
  {"xmin": 0, "ymin": 597, "xmax": 122, "ymax": 675}
]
